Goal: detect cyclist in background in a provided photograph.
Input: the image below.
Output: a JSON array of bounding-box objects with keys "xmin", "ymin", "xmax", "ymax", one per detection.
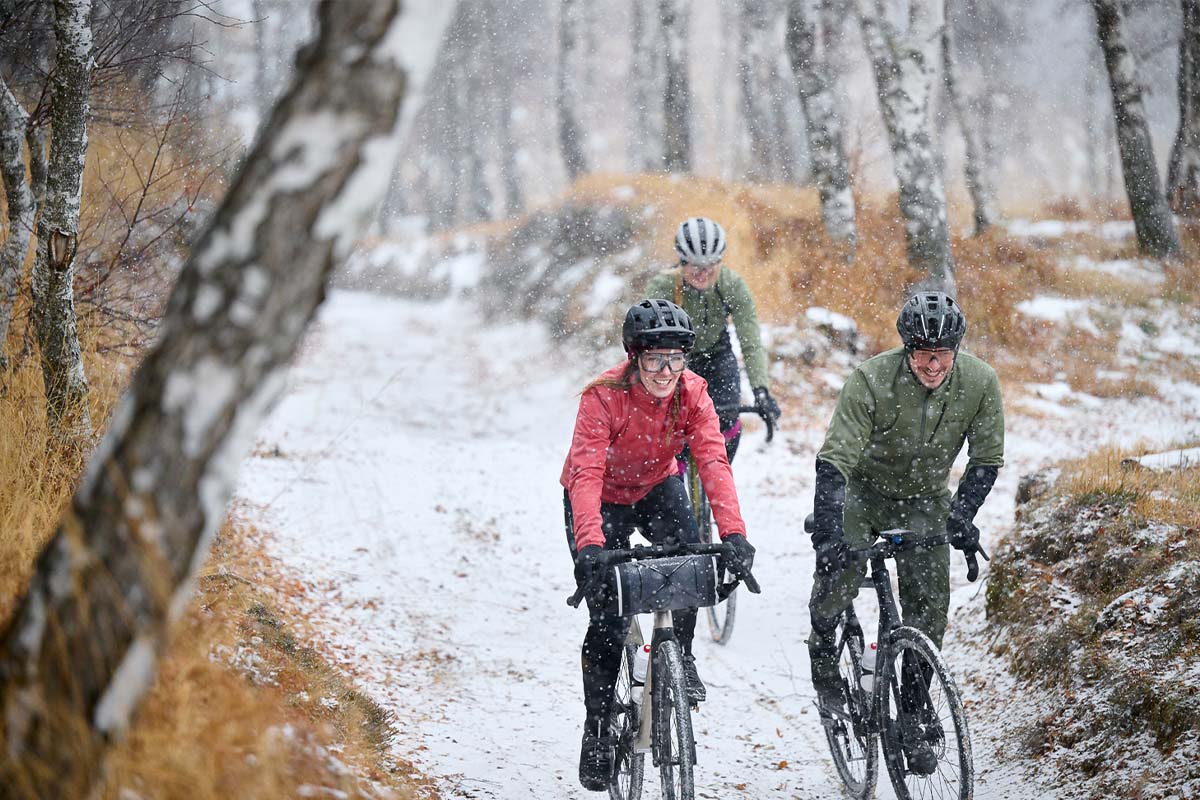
[
  {"xmin": 806, "ymin": 292, "xmax": 1004, "ymax": 774},
  {"xmin": 561, "ymin": 299, "xmax": 756, "ymax": 791},
  {"xmin": 644, "ymin": 217, "xmax": 781, "ymax": 464}
]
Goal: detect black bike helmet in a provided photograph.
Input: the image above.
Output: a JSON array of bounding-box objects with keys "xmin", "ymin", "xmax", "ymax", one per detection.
[
  {"xmin": 896, "ymin": 291, "xmax": 966, "ymax": 350},
  {"xmin": 622, "ymin": 299, "xmax": 696, "ymax": 354}
]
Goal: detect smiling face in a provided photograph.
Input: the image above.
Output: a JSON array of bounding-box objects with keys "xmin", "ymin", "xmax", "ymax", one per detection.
[
  {"xmin": 637, "ymin": 348, "xmax": 687, "ymax": 398},
  {"xmin": 681, "ymin": 260, "xmax": 720, "ymax": 290},
  {"xmin": 908, "ymin": 348, "xmax": 956, "ymax": 389}
]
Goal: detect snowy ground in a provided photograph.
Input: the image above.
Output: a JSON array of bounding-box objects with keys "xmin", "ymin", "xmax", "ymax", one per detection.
[{"xmin": 235, "ymin": 275, "xmax": 1199, "ymax": 798}]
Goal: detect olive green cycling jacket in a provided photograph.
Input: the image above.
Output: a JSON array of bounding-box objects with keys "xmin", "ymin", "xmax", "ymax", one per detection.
[
  {"xmin": 644, "ymin": 266, "xmax": 770, "ymax": 390},
  {"xmin": 818, "ymin": 348, "xmax": 1005, "ymax": 500}
]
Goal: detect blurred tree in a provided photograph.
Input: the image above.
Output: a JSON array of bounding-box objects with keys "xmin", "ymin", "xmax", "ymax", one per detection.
[
  {"xmin": 943, "ymin": 0, "xmax": 999, "ymax": 234},
  {"xmin": 786, "ymin": 0, "xmax": 858, "ymax": 254},
  {"xmin": 0, "ymin": 1, "xmax": 425, "ymax": 795},
  {"xmin": 740, "ymin": 0, "xmax": 782, "ymax": 182},
  {"xmin": 629, "ymin": 0, "xmax": 665, "ymax": 171},
  {"xmin": 661, "ymin": 0, "xmax": 692, "ymax": 172},
  {"xmin": 1093, "ymin": 0, "xmax": 1181, "ymax": 257},
  {"xmin": 858, "ymin": 0, "xmax": 956, "ymax": 292},
  {"xmin": 1169, "ymin": 0, "xmax": 1200, "ymax": 217},
  {"xmin": 558, "ymin": 0, "xmax": 589, "ymax": 181}
]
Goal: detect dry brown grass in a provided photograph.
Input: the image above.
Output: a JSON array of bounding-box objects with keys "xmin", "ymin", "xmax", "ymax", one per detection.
[
  {"xmin": 1057, "ymin": 442, "xmax": 1200, "ymax": 530},
  {"xmin": 97, "ymin": 520, "xmax": 436, "ymax": 800}
]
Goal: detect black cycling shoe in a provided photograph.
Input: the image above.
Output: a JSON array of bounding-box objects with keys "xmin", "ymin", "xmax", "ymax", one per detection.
[
  {"xmin": 815, "ymin": 684, "xmax": 846, "ymax": 719},
  {"xmin": 578, "ymin": 718, "xmax": 614, "ymax": 792},
  {"xmin": 900, "ymin": 717, "xmax": 939, "ymax": 776},
  {"xmin": 682, "ymin": 654, "xmax": 706, "ymax": 703}
]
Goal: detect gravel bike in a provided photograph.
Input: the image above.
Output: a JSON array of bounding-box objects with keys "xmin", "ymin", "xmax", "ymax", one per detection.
[
  {"xmin": 684, "ymin": 404, "xmax": 774, "ymax": 645},
  {"xmin": 568, "ymin": 541, "xmax": 760, "ymax": 800},
  {"xmin": 805, "ymin": 515, "xmax": 981, "ymax": 800}
]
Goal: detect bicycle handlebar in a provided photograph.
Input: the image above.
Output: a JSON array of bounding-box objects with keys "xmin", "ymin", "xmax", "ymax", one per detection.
[
  {"xmin": 715, "ymin": 404, "xmax": 774, "ymax": 443},
  {"xmin": 803, "ymin": 514, "xmax": 989, "ymax": 581},
  {"xmin": 567, "ymin": 540, "xmax": 762, "ymax": 608}
]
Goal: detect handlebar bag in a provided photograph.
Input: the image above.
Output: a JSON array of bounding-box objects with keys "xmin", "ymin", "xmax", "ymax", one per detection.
[{"xmin": 608, "ymin": 554, "xmax": 719, "ymax": 616}]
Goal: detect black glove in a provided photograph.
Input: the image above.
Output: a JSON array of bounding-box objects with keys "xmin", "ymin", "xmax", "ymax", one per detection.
[
  {"xmin": 753, "ymin": 386, "xmax": 782, "ymax": 422},
  {"xmin": 721, "ymin": 533, "xmax": 756, "ymax": 579},
  {"xmin": 573, "ymin": 544, "xmax": 604, "ymax": 589},
  {"xmin": 814, "ymin": 537, "xmax": 850, "ymax": 575},
  {"xmin": 947, "ymin": 511, "xmax": 980, "ymax": 552}
]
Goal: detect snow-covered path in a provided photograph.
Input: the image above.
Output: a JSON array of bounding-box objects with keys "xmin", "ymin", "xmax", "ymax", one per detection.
[{"xmin": 235, "ymin": 289, "xmax": 1198, "ymax": 799}]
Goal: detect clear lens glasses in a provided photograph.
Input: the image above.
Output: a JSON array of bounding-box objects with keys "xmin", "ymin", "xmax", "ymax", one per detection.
[
  {"xmin": 639, "ymin": 353, "xmax": 688, "ymax": 374},
  {"xmin": 910, "ymin": 349, "xmax": 955, "ymax": 367}
]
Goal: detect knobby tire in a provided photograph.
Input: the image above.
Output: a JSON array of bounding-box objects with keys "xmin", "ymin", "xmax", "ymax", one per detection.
[
  {"xmin": 608, "ymin": 642, "xmax": 645, "ymax": 799},
  {"xmin": 822, "ymin": 617, "xmax": 879, "ymax": 799},
  {"xmin": 688, "ymin": 461, "xmax": 737, "ymax": 645},
  {"xmin": 652, "ymin": 639, "xmax": 695, "ymax": 800},
  {"xmin": 878, "ymin": 627, "xmax": 973, "ymax": 800}
]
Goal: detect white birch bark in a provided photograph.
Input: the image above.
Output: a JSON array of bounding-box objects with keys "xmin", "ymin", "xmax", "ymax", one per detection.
[
  {"xmin": 858, "ymin": 0, "xmax": 956, "ymax": 293},
  {"xmin": 660, "ymin": 0, "xmax": 692, "ymax": 173},
  {"xmin": 31, "ymin": 0, "xmax": 95, "ymax": 440},
  {"xmin": 786, "ymin": 0, "xmax": 857, "ymax": 253},
  {"xmin": 1169, "ymin": 0, "xmax": 1200, "ymax": 218},
  {"xmin": 0, "ymin": 79, "xmax": 35, "ymax": 371},
  {"xmin": 1093, "ymin": 0, "xmax": 1181, "ymax": 258},
  {"xmin": 557, "ymin": 0, "xmax": 589, "ymax": 182},
  {"xmin": 0, "ymin": 1, "xmax": 429, "ymax": 794},
  {"xmin": 942, "ymin": 0, "xmax": 997, "ymax": 235}
]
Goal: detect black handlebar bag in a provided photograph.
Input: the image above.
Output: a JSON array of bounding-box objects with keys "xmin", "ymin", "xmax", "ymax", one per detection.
[{"xmin": 606, "ymin": 555, "xmax": 720, "ymax": 616}]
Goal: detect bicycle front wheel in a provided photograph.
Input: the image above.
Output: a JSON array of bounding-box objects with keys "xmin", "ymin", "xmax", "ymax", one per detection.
[
  {"xmin": 878, "ymin": 627, "xmax": 973, "ymax": 800},
  {"xmin": 822, "ymin": 616, "xmax": 878, "ymax": 799},
  {"xmin": 609, "ymin": 643, "xmax": 645, "ymax": 800},
  {"xmin": 689, "ymin": 461, "xmax": 738, "ymax": 645},
  {"xmin": 652, "ymin": 639, "xmax": 695, "ymax": 800}
]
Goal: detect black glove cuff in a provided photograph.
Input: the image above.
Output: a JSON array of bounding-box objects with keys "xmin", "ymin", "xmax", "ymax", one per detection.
[
  {"xmin": 812, "ymin": 458, "xmax": 847, "ymax": 546},
  {"xmin": 951, "ymin": 465, "xmax": 999, "ymax": 522}
]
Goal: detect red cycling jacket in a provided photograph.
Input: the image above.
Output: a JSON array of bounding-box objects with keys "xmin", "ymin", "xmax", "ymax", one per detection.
[{"xmin": 560, "ymin": 363, "xmax": 747, "ymax": 551}]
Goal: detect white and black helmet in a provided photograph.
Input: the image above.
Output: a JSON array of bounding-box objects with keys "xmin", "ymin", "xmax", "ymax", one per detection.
[{"xmin": 674, "ymin": 217, "xmax": 727, "ymax": 266}]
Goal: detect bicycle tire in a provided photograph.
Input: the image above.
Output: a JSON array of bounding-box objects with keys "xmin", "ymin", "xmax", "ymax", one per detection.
[
  {"xmin": 688, "ymin": 461, "xmax": 737, "ymax": 645},
  {"xmin": 608, "ymin": 643, "xmax": 645, "ymax": 800},
  {"xmin": 652, "ymin": 639, "xmax": 695, "ymax": 800},
  {"xmin": 822, "ymin": 617, "xmax": 879, "ymax": 799},
  {"xmin": 878, "ymin": 626, "xmax": 973, "ymax": 800}
]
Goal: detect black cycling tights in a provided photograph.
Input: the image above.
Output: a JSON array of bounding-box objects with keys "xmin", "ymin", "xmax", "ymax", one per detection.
[
  {"xmin": 563, "ymin": 476, "xmax": 700, "ymax": 723},
  {"xmin": 688, "ymin": 337, "xmax": 742, "ymax": 463}
]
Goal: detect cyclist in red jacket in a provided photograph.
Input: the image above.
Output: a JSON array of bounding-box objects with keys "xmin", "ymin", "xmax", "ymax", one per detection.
[{"xmin": 561, "ymin": 299, "xmax": 756, "ymax": 791}]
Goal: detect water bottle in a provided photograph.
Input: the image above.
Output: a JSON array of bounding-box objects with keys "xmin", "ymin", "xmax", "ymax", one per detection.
[
  {"xmin": 860, "ymin": 641, "xmax": 878, "ymax": 692},
  {"xmin": 631, "ymin": 644, "xmax": 649, "ymax": 705}
]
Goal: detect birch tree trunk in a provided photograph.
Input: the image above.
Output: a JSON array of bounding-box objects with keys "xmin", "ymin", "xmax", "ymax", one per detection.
[
  {"xmin": 660, "ymin": 0, "xmax": 692, "ymax": 173},
  {"xmin": 786, "ymin": 0, "xmax": 857, "ymax": 253},
  {"xmin": 1169, "ymin": 0, "xmax": 1200, "ymax": 217},
  {"xmin": 858, "ymin": 0, "xmax": 956, "ymax": 293},
  {"xmin": 1092, "ymin": 0, "xmax": 1181, "ymax": 258},
  {"xmin": 0, "ymin": 80, "xmax": 35, "ymax": 371},
  {"xmin": 557, "ymin": 0, "xmax": 589, "ymax": 182},
  {"xmin": 942, "ymin": 0, "xmax": 997, "ymax": 235},
  {"xmin": 31, "ymin": 0, "xmax": 95, "ymax": 441},
  {"xmin": 0, "ymin": 1, "xmax": 428, "ymax": 795}
]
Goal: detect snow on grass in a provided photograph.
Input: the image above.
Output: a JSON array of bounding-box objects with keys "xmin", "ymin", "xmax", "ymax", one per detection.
[
  {"xmin": 1062, "ymin": 254, "xmax": 1165, "ymax": 285},
  {"xmin": 1003, "ymin": 218, "xmax": 1135, "ymax": 240},
  {"xmin": 1015, "ymin": 296, "xmax": 1101, "ymax": 336}
]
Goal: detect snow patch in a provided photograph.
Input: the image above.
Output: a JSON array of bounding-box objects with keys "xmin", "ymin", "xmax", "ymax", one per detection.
[{"xmin": 94, "ymin": 636, "xmax": 158, "ymax": 733}]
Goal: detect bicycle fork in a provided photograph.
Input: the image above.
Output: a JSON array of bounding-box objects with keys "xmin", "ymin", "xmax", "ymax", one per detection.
[{"xmin": 634, "ymin": 610, "xmax": 675, "ymax": 756}]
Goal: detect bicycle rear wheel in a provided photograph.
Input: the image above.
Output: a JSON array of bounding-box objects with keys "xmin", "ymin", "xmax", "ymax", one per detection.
[
  {"xmin": 821, "ymin": 616, "xmax": 878, "ymax": 799},
  {"xmin": 878, "ymin": 627, "xmax": 973, "ymax": 800},
  {"xmin": 689, "ymin": 461, "xmax": 737, "ymax": 645},
  {"xmin": 652, "ymin": 639, "xmax": 695, "ymax": 800},
  {"xmin": 608, "ymin": 643, "xmax": 645, "ymax": 800}
]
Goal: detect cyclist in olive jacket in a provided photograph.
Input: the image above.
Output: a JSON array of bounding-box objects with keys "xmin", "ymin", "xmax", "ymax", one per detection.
[
  {"xmin": 807, "ymin": 292, "xmax": 1004, "ymax": 774},
  {"xmin": 644, "ymin": 217, "xmax": 781, "ymax": 463}
]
